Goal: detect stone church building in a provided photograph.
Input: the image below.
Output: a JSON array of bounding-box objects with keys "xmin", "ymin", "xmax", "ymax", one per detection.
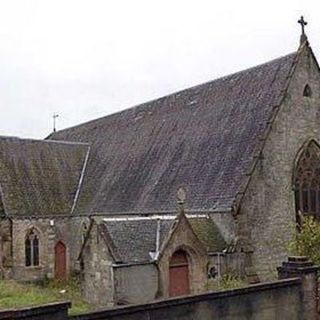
[{"xmin": 0, "ymin": 30, "xmax": 319, "ymax": 305}]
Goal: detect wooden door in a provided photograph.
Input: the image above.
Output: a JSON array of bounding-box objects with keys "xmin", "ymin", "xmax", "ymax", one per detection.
[
  {"xmin": 55, "ymin": 241, "xmax": 66, "ymax": 280},
  {"xmin": 169, "ymin": 250, "xmax": 190, "ymax": 297}
]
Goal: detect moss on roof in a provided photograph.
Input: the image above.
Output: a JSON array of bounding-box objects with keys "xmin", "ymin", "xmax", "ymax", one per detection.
[
  {"xmin": 189, "ymin": 217, "xmax": 226, "ymax": 252},
  {"xmin": 0, "ymin": 136, "xmax": 89, "ymax": 216},
  {"xmin": 49, "ymin": 53, "xmax": 296, "ymax": 214}
]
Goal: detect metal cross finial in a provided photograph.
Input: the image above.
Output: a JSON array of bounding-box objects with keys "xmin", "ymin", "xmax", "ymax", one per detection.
[
  {"xmin": 298, "ymin": 16, "xmax": 307, "ymax": 35},
  {"xmin": 53, "ymin": 113, "xmax": 59, "ymax": 132}
]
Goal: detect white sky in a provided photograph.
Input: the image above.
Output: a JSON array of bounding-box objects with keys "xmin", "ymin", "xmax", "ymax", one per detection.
[{"xmin": 0, "ymin": 0, "xmax": 319, "ymax": 138}]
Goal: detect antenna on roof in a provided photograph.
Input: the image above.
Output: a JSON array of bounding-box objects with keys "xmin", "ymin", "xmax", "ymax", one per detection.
[
  {"xmin": 298, "ymin": 16, "xmax": 308, "ymax": 45},
  {"xmin": 53, "ymin": 113, "xmax": 59, "ymax": 132}
]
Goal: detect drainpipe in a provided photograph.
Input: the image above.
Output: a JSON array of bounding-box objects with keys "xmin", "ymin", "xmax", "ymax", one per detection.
[{"xmin": 154, "ymin": 219, "xmax": 161, "ymax": 260}]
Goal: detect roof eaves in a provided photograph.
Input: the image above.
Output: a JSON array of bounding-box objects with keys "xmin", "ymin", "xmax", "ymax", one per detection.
[{"xmin": 87, "ymin": 208, "xmax": 232, "ymax": 217}]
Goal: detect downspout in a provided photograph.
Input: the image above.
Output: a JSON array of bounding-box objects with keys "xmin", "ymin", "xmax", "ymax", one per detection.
[
  {"xmin": 71, "ymin": 146, "xmax": 91, "ymax": 215},
  {"xmin": 154, "ymin": 218, "xmax": 161, "ymax": 260}
]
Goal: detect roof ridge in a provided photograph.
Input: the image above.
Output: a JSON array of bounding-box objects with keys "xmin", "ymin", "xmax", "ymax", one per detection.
[
  {"xmin": 52, "ymin": 52, "xmax": 297, "ymax": 136},
  {"xmin": 0, "ymin": 135, "xmax": 90, "ymax": 146}
]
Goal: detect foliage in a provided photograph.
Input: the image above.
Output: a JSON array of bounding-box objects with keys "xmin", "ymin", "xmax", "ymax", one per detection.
[
  {"xmin": 218, "ymin": 273, "xmax": 244, "ymax": 290},
  {"xmin": 288, "ymin": 215, "xmax": 320, "ymax": 266},
  {"xmin": 207, "ymin": 273, "xmax": 245, "ymax": 291},
  {"xmin": 0, "ymin": 277, "xmax": 91, "ymax": 315}
]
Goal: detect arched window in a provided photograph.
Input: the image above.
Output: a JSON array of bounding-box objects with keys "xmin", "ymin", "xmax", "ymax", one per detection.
[
  {"xmin": 81, "ymin": 223, "xmax": 88, "ymax": 244},
  {"xmin": 294, "ymin": 142, "xmax": 320, "ymax": 221},
  {"xmin": 303, "ymin": 84, "xmax": 312, "ymax": 98},
  {"xmin": 25, "ymin": 229, "xmax": 39, "ymax": 267}
]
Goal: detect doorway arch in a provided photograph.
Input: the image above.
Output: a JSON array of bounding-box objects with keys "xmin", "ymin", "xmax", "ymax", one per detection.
[
  {"xmin": 54, "ymin": 241, "xmax": 66, "ymax": 280},
  {"xmin": 169, "ymin": 250, "xmax": 190, "ymax": 297}
]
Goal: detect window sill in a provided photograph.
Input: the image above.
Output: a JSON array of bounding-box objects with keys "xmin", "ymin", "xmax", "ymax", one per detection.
[{"xmin": 25, "ymin": 265, "xmax": 43, "ymax": 270}]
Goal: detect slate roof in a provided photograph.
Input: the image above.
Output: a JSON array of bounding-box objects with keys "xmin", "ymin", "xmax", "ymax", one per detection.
[
  {"xmin": 189, "ymin": 217, "xmax": 227, "ymax": 252},
  {"xmin": 101, "ymin": 216, "xmax": 226, "ymax": 263},
  {"xmin": 101, "ymin": 218, "xmax": 173, "ymax": 263},
  {"xmin": 0, "ymin": 136, "xmax": 89, "ymax": 216},
  {"xmin": 49, "ymin": 52, "xmax": 297, "ymax": 214}
]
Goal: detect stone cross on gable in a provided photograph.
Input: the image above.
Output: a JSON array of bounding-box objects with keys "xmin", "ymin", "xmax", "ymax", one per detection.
[
  {"xmin": 177, "ymin": 187, "xmax": 186, "ymax": 206},
  {"xmin": 298, "ymin": 16, "xmax": 308, "ymax": 45},
  {"xmin": 177, "ymin": 187, "xmax": 187, "ymax": 214},
  {"xmin": 298, "ymin": 16, "xmax": 307, "ymax": 35}
]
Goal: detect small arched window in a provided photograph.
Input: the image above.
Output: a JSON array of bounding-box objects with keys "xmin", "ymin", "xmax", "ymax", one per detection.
[
  {"xmin": 25, "ymin": 229, "xmax": 39, "ymax": 267},
  {"xmin": 81, "ymin": 223, "xmax": 88, "ymax": 244},
  {"xmin": 303, "ymin": 84, "xmax": 312, "ymax": 98},
  {"xmin": 294, "ymin": 142, "xmax": 320, "ymax": 221}
]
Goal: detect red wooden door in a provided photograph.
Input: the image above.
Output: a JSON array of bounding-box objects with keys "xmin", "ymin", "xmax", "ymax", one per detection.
[
  {"xmin": 55, "ymin": 241, "xmax": 66, "ymax": 280},
  {"xmin": 169, "ymin": 250, "xmax": 190, "ymax": 297}
]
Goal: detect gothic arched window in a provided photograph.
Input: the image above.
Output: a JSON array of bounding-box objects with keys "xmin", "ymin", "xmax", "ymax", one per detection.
[
  {"xmin": 303, "ymin": 84, "xmax": 312, "ymax": 98},
  {"xmin": 25, "ymin": 229, "xmax": 39, "ymax": 267},
  {"xmin": 81, "ymin": 222, "xmax": 88, "ymax": 244},
  {"xmin": 294, "ymin": 142, "xmax": 320, "ymax": 220}
]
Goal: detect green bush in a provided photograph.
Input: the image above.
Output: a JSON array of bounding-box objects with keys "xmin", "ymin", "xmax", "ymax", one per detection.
[{"xmin": 288, "ymin": 215, "xmax": 320, "ymax": 266}]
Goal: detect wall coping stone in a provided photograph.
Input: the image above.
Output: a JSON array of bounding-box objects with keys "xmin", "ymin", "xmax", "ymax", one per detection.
[
  {"xmin": 278, "ymin": 256, "xmax": 319, "ymax": 275},
  {"xmin": 70, "ymin": 278, "xmax": 300, "ymax": 320},
  {"xmin": 0, "ymin": 301, "xmax": 71, "ymax": 319},
  {"xmin": 288, "ymin": 256, "xmax": 308, "ymax": 262}
]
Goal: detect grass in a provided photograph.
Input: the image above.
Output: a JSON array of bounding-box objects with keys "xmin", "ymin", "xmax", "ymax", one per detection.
[{"xmin": 0, "ymin": 277, "xmax": 91, "ymax": 315}]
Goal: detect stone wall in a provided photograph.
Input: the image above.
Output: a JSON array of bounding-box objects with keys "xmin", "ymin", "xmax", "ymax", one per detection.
[
  {"xmin": 3, "ymin": 216, "xmax": 86, "ymax": 281},
  {"xmin": 113, "ymin": 263, "xmax": 158, "ymax": 304},
  {"xmin": 0, "ymin": 218, "xmax": 12, "ymax": 278},
  {"xmin": 157, "ymin": 213, "xmax": 208, "ymax": 298},
  {"xmin": 239, "ymin": 46, "xmax": 320, "ymax": 280},
  {"xmin": 81, "ymin": 222, "xmax": 114, "ymax": 307},
  {"xmin": 0, "ymin": 302, "xmax": 70, "ymax": 320},
  {"xmin": 11, "ymin": 218, "xmax": 52, "ymax": 280},
  {"xmin": 209, "ymin": 212, "xmax": 236, "ymax": 244},
  {"xmin": 2, "ymin": 258, "xmax": 317, "ymax": 320},
  {"xmin": 208, "ymin": 252, "xmax": 246, "ymax": 280},
  {"xmin": 70, "ymin": 278, "xmax": 302, "ymax": 320}
]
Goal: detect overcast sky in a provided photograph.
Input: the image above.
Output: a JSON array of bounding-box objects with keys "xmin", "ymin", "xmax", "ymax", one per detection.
[{"xmin": 0, "ymin": 0, "xmax": 319, "ymax": 139}]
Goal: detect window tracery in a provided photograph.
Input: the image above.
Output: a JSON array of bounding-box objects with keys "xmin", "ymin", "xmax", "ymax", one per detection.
[
  {"xmin": 25, "ymin": 228, "xmax": 39, "ymax": 267},
  {"xmin": 294, "ymin": 142, "xmax": 320, "ymax": 220}
]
